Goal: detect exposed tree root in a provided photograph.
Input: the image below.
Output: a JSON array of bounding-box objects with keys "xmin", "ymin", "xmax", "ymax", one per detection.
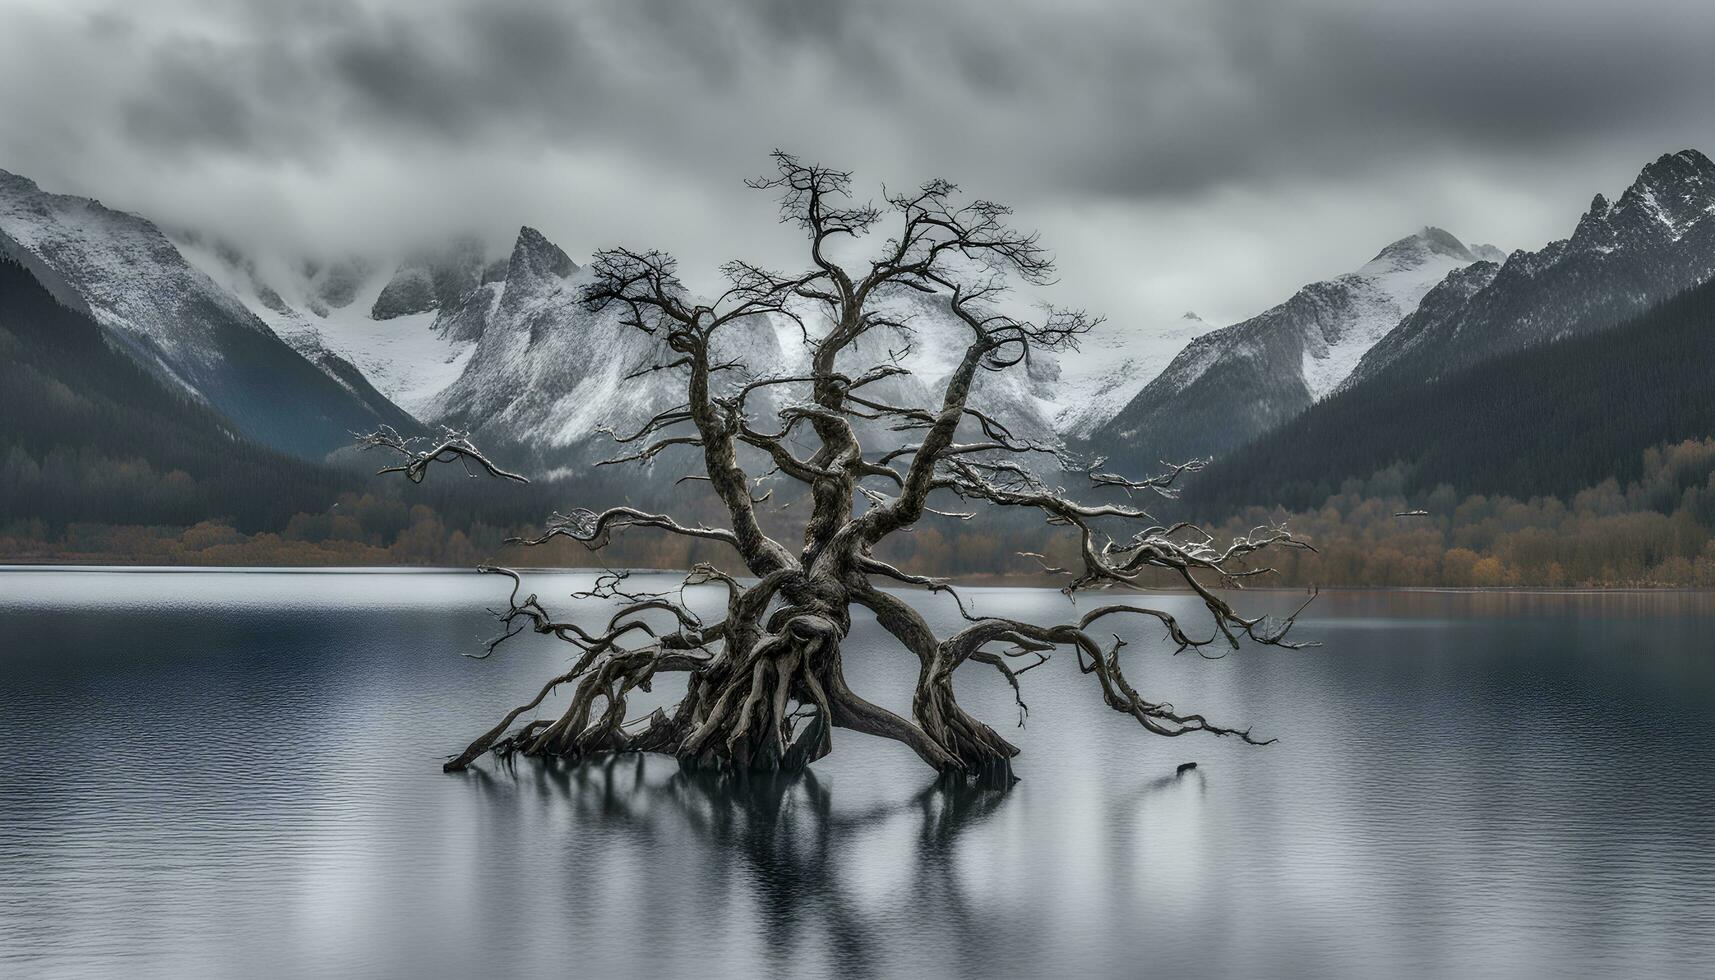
[{"xmin": 360, "ymin": 151, "xmax": 1318, "ymax": 780}]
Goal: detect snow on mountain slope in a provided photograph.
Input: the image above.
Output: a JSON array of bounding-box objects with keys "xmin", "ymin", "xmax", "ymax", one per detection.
[
  {"xmin": 0, "ymin": 171, "xmax": 264, "ymax": 380},
  {"xmin": 1332, "ymin": 260, "xmax": 1502, "ymax": 395},
  {"xmin": 1049, "ymin": 311, "xmax": 1218, "ymax": 440},
  {"xmin": 1299, "ymin": 229, "xmax": 1487, "ymax": 397},
  {"xmin": 172, "ymin": 208, "xmax": 1066, "ymax": 477},
  {"xmin": 431, "ymin": 229, "xmax": 601, "ymax": 443},
  {"xmin": 417, "ymin": 226, "xmax": 1072, "ymax": 475},
  {"xmin": 24, "ymin": 156, "xmax": 1552, "ymax": 483},
  {"xmin": 1087, "ymin": 227, "xmax": 1492, "ymax": 466},
  {"xmin": 0, "ymin": 168, "xmax": 416, "ymax": 459},
  {"xmin": 428, "ymin": 227, "xmax": 782, "ymax": 468},
  {"xmin": 1342, "ymin": 149, "xmax": 1715, "ymax": 391},
  {"xmin": 831, "ymin": 285, "xmax": 1066, "ymax": 447},
  {"xmin": 171, "ymin": 234, "xmax": 486, "ymax": 417}
]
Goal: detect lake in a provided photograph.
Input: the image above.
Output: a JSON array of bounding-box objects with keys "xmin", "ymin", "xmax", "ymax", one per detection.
[{"xmin": 1, "ymin": 569, "xmax": 1713, "ymax": 978}]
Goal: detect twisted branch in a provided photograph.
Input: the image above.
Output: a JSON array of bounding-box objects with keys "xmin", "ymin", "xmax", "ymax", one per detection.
[{"xmin": 360, "ymin": 150, "xmax": 1315, "ymax": 778}]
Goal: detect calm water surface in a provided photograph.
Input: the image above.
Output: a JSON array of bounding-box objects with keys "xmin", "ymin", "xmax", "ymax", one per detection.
[{"xmin": 1, "ymin": 569, "xmax": 1713, "ymax": 979}]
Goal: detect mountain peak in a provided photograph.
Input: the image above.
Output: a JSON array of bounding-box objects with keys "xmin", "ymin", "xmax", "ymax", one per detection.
[
  {"xmin": 1633, "ymin": 148, "xmax": 1715, "ymax": 190},
  {"xmin": 368, "ymin": 233, "xmax": 502, "ymax": 320},
  {"xmin": 508, "ymin": 226, "xmax": 577, "ymax": 281},
  {"xmin": 1627, "ymin": 147, "xmax": 1714, "ymax": 197},
  {"xmin": 1415, "ymin": 225, "xmax": 1468, "ymax": 251},
  {"xmin": 1363, "ymin": 226, "xmax": 1477, "ymax": 273},
  {"xmin": 1576, "ymin": 147, "xmax": 1715, "ymax": 247},
  {"xmin": 1626, "ymin": 148, "xmax": 1715, "ymax": 226},
  {"xmin": 1351, "ymin": 146, "xmax": 1715, "ymax": 397}
]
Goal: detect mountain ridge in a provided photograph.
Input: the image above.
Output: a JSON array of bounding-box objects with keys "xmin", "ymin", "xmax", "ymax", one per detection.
[
  {"xmin": 1084, "ymin": 225, "xmax": 1494, "ymax": 467},
  {"xmin": 1184, "ymin": 270, "xmax": 1715, "ymax": 517},
  {"xmin": 0, "ymin": 168, "xmax": 417, "ymax": 460},
  {"xmin": 1341, "ymin": 149, "xmax": 1715, "ymax": 391}
]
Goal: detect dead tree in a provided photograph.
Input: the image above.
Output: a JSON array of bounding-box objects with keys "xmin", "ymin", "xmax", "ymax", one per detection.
[{"xmin": 362, "ymin": 152, "xmax": 1314, "ymax": 777}]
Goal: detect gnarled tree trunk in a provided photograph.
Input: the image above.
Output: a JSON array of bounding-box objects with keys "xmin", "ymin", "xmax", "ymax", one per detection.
[{"xmin": 361, "ymin": 152, "xmax": 1315, "ymax": 778}]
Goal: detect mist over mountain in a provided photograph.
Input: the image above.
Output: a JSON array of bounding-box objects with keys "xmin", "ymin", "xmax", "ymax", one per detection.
[
  {"xmin": 170, "ymin": 228, "xmax": 504, "ymax": 419},
  {"xmin": 170, "ymin": 206, "xmax": 1076, "ymax": 476}
]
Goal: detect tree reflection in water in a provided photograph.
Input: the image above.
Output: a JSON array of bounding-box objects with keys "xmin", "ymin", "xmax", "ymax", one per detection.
[{"xmin": 463, "ymin": 757, "xmax": 1023, "ymax": 976}]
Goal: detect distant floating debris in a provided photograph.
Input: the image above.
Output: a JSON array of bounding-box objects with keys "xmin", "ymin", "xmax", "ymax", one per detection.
[{"xmin": 1394, "ymin": 509, "xmax": 1430, "ymax": 517}]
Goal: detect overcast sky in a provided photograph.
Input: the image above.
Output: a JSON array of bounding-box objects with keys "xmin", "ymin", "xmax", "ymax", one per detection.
[{"xmin": 2, "ymin": 0, "xmax": 1713, "ymax": 327}]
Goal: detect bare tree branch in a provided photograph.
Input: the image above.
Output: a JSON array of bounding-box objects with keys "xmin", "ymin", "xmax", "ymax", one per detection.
[
  {"xmin": 356, "ymin": 425, "xmax": 528, "ymax": 484},
  {"xmin": 363, "ymin": 151, "xmax": 1315, "ymax": 779}
]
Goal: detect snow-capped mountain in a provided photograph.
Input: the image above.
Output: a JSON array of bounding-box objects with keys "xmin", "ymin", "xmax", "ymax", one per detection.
[
  {"xmin": 832, "ymin": 285, "xmax": 1065, "ymax": 446},
  {"xmin": 422, "ymin": 228, "xmax": 1067, "ymax": 475},
  {"xmin": 177, "ymin": 210, "xmax": 1069, "ymax": 477},
  {"xmin": 1086, "ymin": 227, "xmax": 1498, "ymax": 466},
  {"xmin": 0, "ymin": 169, "xmax": 415, "ymax": 460},
  {"xmin": 36, "ymin": 147, "xmax": 1713, "ymax": 491},
  {"xmin": 1049, "ymin": 311, "xmax": 1220, "ymax": 440},
  {"xmin": 426, "ymin": 227, "xmax": 708, "ymax": 468},
  {"xmin": 1341, "ymin": 149, "xmax": 1715, "ymax": 391},
  {"xmin": 171, "ymin": 232, "xmax": 501, "ymax": 417}
]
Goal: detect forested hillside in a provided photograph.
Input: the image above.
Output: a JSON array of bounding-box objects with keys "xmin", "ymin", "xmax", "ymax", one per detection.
[
  {"xmin": 1196, "ymin": 439, "xmax": 1715, "ymax": 587},
  {"xmin": 0, "ymin": 257, "xmax": 354, "ymax": 531},
  {"xmin": 1187, "ymin": 275, "xmax": 1715, "ymax": 517}
]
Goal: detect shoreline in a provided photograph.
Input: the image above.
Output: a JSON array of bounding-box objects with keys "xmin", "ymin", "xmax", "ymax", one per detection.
[{"xmin": 3, "ymin": 563, "xmax": 1712, "ymax": 594}]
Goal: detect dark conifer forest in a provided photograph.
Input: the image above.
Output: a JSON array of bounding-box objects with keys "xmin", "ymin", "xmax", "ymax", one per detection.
[
  {"xmin": 0, "ymin": 256, "xmax": 355, "ymax": 531},
  {"xmin": 1188, "ymin": 276, "xmax": 1715, "ymax": 516}
]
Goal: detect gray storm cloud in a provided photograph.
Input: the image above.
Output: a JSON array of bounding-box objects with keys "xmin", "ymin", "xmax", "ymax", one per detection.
[{"xmin": 2, "ymin": 0, "xmax": 1713, "ymax": 326}]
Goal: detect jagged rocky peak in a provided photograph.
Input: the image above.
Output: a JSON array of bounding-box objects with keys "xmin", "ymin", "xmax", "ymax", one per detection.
[
  {"xmin": 1571, "ymin": 193, "xmax": 1617, "ymax": 248},
  {"xmin": 370, "ymin": 233, "xmax": 496, "ymax": 320},
  {"xmin": 427, "ymin": 226, "xmax": 578, "ymax": 346},
  {"xmin": 506, "ymin": 225, "xmax": 578, "ymax": 282},
  {"xmin": 1575, "ymin": 149, "xmax": 1715, "ymax": 248},
  {"xmin": 1344, "ymin": 146, "xmax": 1715, "ymax": 395},
  {"xmin": 1634, "ymin": 148, "xmax": 1715, "ymax": 192},
  {"xmin": 1621, "ymin": 149, "xmax": 1715, "ymax": 232}
]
